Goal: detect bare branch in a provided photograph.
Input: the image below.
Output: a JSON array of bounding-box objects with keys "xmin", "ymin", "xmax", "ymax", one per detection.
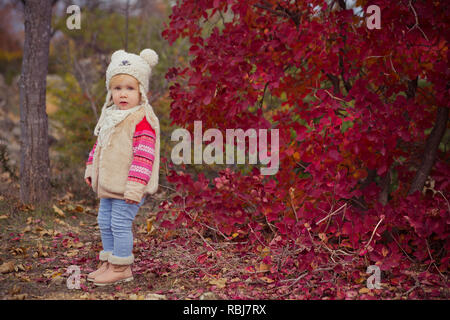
[
  {"xmin": 73, "ymin": 57, "xmax": 99, "ymax": 120},
  {"xmin": 253, "ymin": 1, "xmax": 301, "ymax": 27},
  {"xmin": 406, "ymin": 0, "xmax": 429, "ymax": 41}
]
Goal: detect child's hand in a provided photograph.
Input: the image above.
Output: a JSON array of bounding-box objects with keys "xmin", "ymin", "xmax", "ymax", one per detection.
[
  {"xmin": 85, "ymin": 177, "xmax": 92, "ymax": 186},
  {"xmin": 125, "ymin": 199, "xmax": 139, "ymax": 204}
]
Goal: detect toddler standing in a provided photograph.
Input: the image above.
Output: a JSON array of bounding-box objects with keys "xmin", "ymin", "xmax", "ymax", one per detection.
[{"xmin": 84, "ymin": 49, "xmax": 160, "ymax": 286}]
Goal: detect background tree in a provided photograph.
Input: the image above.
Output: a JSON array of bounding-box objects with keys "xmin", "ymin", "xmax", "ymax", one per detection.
[
  {"xmin": 0, "ymin": 2, "xmax": 23, "ymax": 84},
  {"xmin": 18, "ymin": 0, "xmax": 57, "ymax": 205}
]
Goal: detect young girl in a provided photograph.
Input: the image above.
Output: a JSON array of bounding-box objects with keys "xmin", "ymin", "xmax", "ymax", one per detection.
[{"xmin": 84, "ymin": 49, "xmax": 160, "ymax": 286}]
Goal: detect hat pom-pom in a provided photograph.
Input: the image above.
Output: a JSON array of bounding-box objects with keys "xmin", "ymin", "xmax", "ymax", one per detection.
[
  {"xmin": 140, "ymin": 49, "xmax": 158, "ymax": 68},
  {"xmin": 110, "ymin": 49, "xmax": 126, "ymax": 62}
]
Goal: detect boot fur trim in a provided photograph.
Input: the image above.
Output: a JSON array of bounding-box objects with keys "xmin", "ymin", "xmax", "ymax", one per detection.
[
  {"xmin": 108, "ymin": 254, "xmax": 134, "ymax": 265},
  {"xmin": 99, "ymin": 250, "xmax": 112, "ymax": 261}
]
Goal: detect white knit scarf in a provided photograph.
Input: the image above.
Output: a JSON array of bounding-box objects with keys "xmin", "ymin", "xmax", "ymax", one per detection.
[{"xmin": 94, "ymin": 104, "xmax": 143, "ymax": 147}]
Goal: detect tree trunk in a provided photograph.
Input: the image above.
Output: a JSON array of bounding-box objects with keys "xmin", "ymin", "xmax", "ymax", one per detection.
[
  {"xmin": 408, "ymin": 106, "xmax": 449, "ymax": 195},
  {"xmin": 19, "ymin": 0, "xmax": 52, "ymax": 205}
]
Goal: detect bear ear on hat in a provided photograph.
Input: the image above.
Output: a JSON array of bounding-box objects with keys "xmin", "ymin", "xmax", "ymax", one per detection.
[
  {"xmin": 140, "ymin": 49, "xmax": 158, "ymax": 68},
  {"xmin": 110, "ymin": 49, "xmax": 126, "ymax": 62}
]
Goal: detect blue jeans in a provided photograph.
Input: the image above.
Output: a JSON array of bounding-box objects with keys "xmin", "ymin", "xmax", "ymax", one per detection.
[{"xmin": 97, "ymin": 197, "xmax": 144, "ymax": 263}]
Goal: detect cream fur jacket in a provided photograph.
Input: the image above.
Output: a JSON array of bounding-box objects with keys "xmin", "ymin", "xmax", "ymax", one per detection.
[{"xmin": 84, "ymin": 107, "xmax": 159, "ymax": 202}]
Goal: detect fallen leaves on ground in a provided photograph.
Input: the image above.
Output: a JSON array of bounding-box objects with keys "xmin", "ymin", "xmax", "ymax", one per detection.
[
  {"xmin": 0, "ymin": 197, "xmax": 448, "ymax": 300},
  {"xmin": 0, "ymin": 261, "xmax": 15, "ymax": 274}
]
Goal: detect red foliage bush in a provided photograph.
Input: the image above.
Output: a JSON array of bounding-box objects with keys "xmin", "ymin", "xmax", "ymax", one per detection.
[{"xmin": 158, "ymin": 0, "xmax": 449, "ymax": 289}]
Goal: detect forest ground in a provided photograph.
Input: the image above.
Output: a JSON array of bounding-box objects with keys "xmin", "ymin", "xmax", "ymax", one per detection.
[{"xmin": 0, "ymin": 172, "xmax": 448, "ymax": 301}]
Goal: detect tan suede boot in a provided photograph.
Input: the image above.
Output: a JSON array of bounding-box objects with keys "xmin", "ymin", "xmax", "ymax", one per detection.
[
  {"xmin": 93, "ymin": 264, "xmax": 133, "ymax": 286},
  {"xmin": 87, "ymin": 261, "xmax": 109, "ymax": 282},
  {"xmin": 87, "ymin": 251, "xmax": 111, "ymax": 282}
]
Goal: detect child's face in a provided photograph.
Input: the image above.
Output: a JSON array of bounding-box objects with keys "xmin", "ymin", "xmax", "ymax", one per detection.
[{"xmin": 110, "ymin": 74, "xmax": 141, "ymax": 110}]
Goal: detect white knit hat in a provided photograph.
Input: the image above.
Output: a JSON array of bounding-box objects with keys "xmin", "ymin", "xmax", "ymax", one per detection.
[
  {"xmin": 105, "ymin": 48, "xmax": 158, "ymax": 93},
  {"xmin": 94, "ymin": 48, "xmax": 161, "ymax": 195}
]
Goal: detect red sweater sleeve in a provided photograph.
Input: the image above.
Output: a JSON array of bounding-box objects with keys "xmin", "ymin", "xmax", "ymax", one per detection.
[
  {"xmin": 127, "ymin": 117, "xmax": 156, "ymax": 185},
  {"xmin": 86, "ymin": 140, "xmax": 97, "ymax": 165}
]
